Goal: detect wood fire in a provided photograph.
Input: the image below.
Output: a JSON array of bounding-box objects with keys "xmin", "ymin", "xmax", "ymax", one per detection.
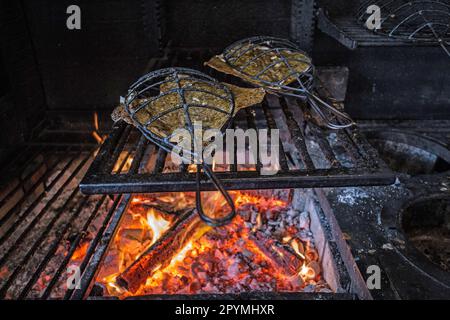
[{"xmin": 84, "ymin": 190, "xmax": 330, "ymax": 298}]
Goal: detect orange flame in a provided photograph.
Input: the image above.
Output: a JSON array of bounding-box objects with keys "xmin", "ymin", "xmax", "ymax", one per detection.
[
  {"xmin": 91, "ymin": 111, "xmax": 106, "ymax": 144},
  {"xmin": 92, "ymin": 191, "xmax": 325, "ymax": 298},
  {"xmin": 72, "ymin": 241, "xmax": 89, "ymax": 261},
  {"xmin": 146, "ymin": 208, "xmax": 171, "ymax": 245}
]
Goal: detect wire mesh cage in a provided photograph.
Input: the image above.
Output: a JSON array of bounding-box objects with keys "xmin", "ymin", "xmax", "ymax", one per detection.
[
  {"xmin": 125, "ymin": 67, "xmax": 235, "ymax": 156},
  {"xmin": 124, "ymin": 67, "xmax": 236, "ymax": 226},
  {"xmin": 221, "ymin": 36, "xmax": 354, "ymax": 130},
  {"xmin": 357, "ymin": 1, "xmax": 450, "ymax": 54}
]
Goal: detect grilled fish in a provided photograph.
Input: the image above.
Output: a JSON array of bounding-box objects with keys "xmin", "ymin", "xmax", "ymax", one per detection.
[
  {"xmin": 112, "ymin": 78, "xmax": 265, "ymax": 139},
  {"xmin": 205, "ymin": 43, "xmax": 311, "ymax": 90}
]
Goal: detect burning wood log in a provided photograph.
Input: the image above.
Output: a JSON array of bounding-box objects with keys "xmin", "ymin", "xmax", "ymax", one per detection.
[
  {"xmin": 248, "ymin": 231, "xmax": 303, "ymax": 277},
  {"xmin": 116, "ymin": 210, "xmax": 210, "ymax": 293}
]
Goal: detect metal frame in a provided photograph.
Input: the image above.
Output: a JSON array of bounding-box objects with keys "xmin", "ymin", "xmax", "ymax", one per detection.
[
  {"xmin": 358, "ymin": 0, "xmax": 450, "ymax": 55},
  {"xmin": 290, "ymin": 0, "xmax": 317, "ymax": 52},
  {"xmin": 123, "ymin": 67, "xmax": 237, "ymax": 226},
  {"xmin": 318, "ymin": 1, "xmax": 450, "ymax": 55}
]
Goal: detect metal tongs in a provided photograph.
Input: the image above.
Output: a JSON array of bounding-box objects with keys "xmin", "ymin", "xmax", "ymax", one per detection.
[{"xmin": 272, "ymin": 76, "xmax": 355, "ymax": 130}]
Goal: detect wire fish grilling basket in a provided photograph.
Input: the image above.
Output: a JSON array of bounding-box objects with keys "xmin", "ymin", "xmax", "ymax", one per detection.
[
  {"xmin": 124, "ymin": 67, "xmax": 237, "ymax": 227},
  {"xmin": 358, "ymin": 0, "xmax": 450, "ymax": 56},
  {"xmin": 207, "ymin": 36, "xmax": 355, "ymax": 130}
]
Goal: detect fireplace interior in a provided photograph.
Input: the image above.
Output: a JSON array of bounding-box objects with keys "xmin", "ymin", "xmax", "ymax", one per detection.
[
  {"xmin": 0, "ymin": 0, "xmax": 450, "ymax": 301},
  {"xmin": 90, "ymin": 189, "xmax": 354, "ymax": 299}
]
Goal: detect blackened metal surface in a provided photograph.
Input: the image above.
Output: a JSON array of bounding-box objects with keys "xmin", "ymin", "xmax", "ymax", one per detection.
[
  {"xmin": 358, "ymin": 120, "xmax": 450, "ymax": 146},
  {"xmin": 313, "ymin": 33, "xmax": 450, "ymax": 119},
  {"xmin": 361, "ymin": 127, "xmax": 450, "ymax": 175},
  {"xmin": 327, "ymin": 176, "xmax": 450, "ymax": 299},
  {"xmin": 81, "ymin": 168, "xmax": 397, "ymax": 194},
  {"xmin": 325, "ymin": 120, "xmax": 450, "ymax": 299},
  {"xmin": 316, "ymin": 1, "xmax": 450, "ymax": 119},
  {"xmin": 357, "ymin": 0, "xmax": 450, "ymax": 55},
  {"xmin": 317, "ymin": 9, "xmax": 439, "ymax": 48},
  {"xmin": 290, "ymin": 0, "xmax": 317, "ymax": 52}
]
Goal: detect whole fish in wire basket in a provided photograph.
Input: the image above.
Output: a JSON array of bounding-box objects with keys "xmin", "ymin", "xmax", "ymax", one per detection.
[
  {"xmin": 206, "ymin": 36, "xmax": 354, "ymax": 130},
  {"xmin": 112, "ymin": 70, "xmax": 265, "ymax": 140},
  {"xmin": 111, "ymin": 67, "xmax": 265, "ymax": 227}
]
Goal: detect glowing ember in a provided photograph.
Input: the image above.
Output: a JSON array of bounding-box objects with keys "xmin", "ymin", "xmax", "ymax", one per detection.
[
  {"xmin": 71, "ymin": 241, "xmax": 90, "ymax": 261},
  {"xmin": 90, "ymin": 190, "xmax": 330, "ymax": 298}
]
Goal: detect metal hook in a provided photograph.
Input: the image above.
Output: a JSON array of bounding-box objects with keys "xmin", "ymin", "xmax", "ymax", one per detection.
[{"xmin": 195, "ymin": 163, "xmax": 236, "ymax": 227}]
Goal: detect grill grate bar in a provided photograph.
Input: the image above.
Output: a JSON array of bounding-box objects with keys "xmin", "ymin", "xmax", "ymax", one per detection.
[
  {"xmin": 66, "ymin": 141, "xmax": 141, "ymax": 300},
  {"xmin": 260, "ymin": 100, "xmax": 291, "ymax": 172},
  {"xmin": 153, "ymin": 148, "xmax": 168, "ymax": 174},
  {"xmin": 230, "ymin": 120, "xmax": 239, "ymax": 172},
  {"xmin": 318, "ymin": 6, "xmax": 450, "ymax": 50},
  {"xmin": 245, "ymin": 108, "xmax": 263, "ymax": 173},
  {"xmin": 17, "ymin": 195, "xmax": 90, "ymax": 299},
  {"xmin": 40, "ymin": 195, "xmax": 108, "ymax": 299},
  {"xmin": 0, "ymin": 150, "xmax": 63, "ymax": 227},
  {"xmin": 0, "ymin": 140, "xmax": 138, "ymax": 298},
  {"xmin": 0, "ymin": 151, "xmax": 86, "ymax": 248},
  {"xmin": 278, "ymin": 97, "xmax": 316, "ymax": 170},
  {"xmin": 0, "ymin": 187, "xmax": 81, "ymax": 298},
  {"xmin": 105, "ymin": 126, "xmax": 132, "ymax": 173},
  {"xmin": 130, "ymin": 136, "xmax": 149, "ymax": 173},
  {"xmin": 84, "ymin": 123, "xmax": 127, "ymax": 177},
  {"xmin": 296, "ymin": 99, "xmax": 340, "ymax": 168},
  {"xmin": 0, "ymin": 147, "xmax": 45, "ymax": 204},
  {"xmin": 65, "ymin": 195, "xmax": 126, "ymax": 300},
  {"xmin": 0, "ymin": 154, "xmax": 93, "ymax": 298},
  {"xmin": 0, "ymin": 146, "xmax": 44, "ymax": 188}
]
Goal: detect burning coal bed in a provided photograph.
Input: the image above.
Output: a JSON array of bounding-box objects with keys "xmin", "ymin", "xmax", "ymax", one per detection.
[{"xmin": 81, "ymin": 189, "xmax": 332, "ymax": 298}]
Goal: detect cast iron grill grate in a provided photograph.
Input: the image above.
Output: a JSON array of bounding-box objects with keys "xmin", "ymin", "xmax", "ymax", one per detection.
[
  {"xmin": 0, "ymin": 144, "xmax": 130, "ymax": 300},
  {"xmin": 79, "ymin": 50, "xmax": 397, "ymax": 196}
]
